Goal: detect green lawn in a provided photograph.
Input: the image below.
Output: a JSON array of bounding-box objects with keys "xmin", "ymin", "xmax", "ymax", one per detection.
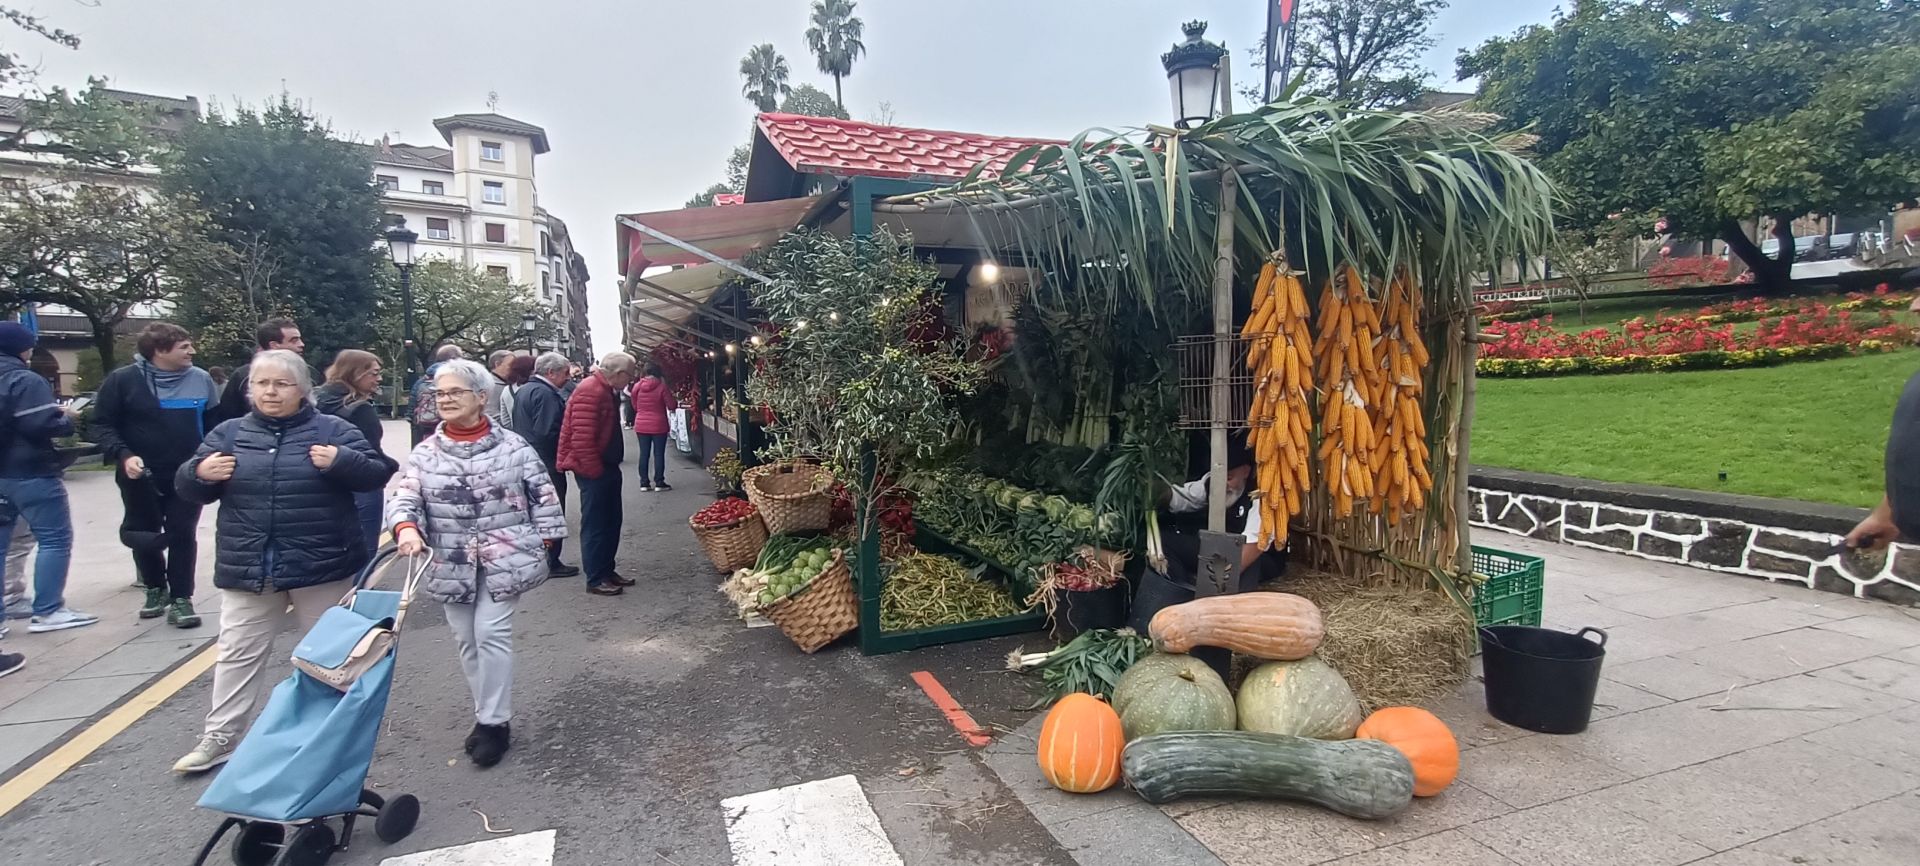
[{"xmin": 1474, "ymin": 351, "xmax": 1918, "ymax": 507}]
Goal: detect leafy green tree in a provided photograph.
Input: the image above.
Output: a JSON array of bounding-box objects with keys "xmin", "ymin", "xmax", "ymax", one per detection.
[
  {"xmin": 779, "ymin": 83, "xmax": 849, "ymax": 120},
  {"xmin": 685, "ymin": 183, "xmax": 733, "ymax": 209},
  {"xmin": 1243, "ymin": 0, "xmax": 1447, "ymax": 108},
  {"xmin": 0, "ymin": 186, "xmax": 226, "ymax": 369},
  {"xmin": 1, "ymin": 6, "xmax": 76, "ymax": 88},
  {"xmin": 162, "ymin": 95, "xmax": 385, "ymax": 359},
  {"xmin": 1461, "ymin": 0, "xmax": 1920, "ymax": 293},
  {"xmin": 805, "ymin": 0, "xmax": 866, "ymax": 111},
  {"xmin": 740, "ymin": 43, "xmax": 792, "ymax": 113},
  {"xmin": 372, "ymin": 260, "xmax": 554, "ymax": 370}
]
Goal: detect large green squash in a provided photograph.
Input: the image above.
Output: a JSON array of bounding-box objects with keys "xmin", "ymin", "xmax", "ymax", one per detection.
[
  {"xmin": 1237, "ymin": 655, "xmax": 1365, "ymax": 739},
  {"xmin": 1122, "ymin": 731, "xmax": 1415, "ymax": 819},
  {"xmin": 1110, "ymin": 653, "xmax": 1235, "ymax": 741}
]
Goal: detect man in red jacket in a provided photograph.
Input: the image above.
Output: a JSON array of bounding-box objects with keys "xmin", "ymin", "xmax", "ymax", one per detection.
[{"xmin": 557, "ymin": 352, "xmax": 639, "ymax": 595}]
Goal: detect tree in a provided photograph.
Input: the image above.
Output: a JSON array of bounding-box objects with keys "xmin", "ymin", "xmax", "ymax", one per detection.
[
  {"xmin": 0, "ymin": 186, "xmax": 226, "ymax": 369},
  {"xmin": 1, "ymin": 81, "xmax": 161, "ymax": 171},
  {"xmin": 739, "ymin": 43, "xmax": 792, "ymax": 113},
  {"xmin": 373, "ymin": 260, "xmax": 554, "ymax": 371},
  {"xmin": 1243, "ymin": 0, "xmax": 1446, "ymax": 108},
  {"xmin": 871, "ymin": 101, "xmax": 896, "ymax": 126},
  {"xmin": 1461, "ymin": 0, "xmax": 1920, "ymax": 294},
  {"xmin": 1, "ymin": 6, "xmax": 77, "ymax": 89},
  {"xmin": 162, "ymin": 95, "xmax": 386, "ymax": 360},
  {"xmin": 779, "ymin": 84, "xmax": 849, "ymax": 120},
  {"xmin": 685, "ymin": 183, "xmax": 732, "ymax": 209},
  {"xmin": 1547, "ymin": 223, "xmax": 1635, "ymax": 324},
  {"xmin": 805, "ymin": 0, "xmax": 866, "ymax": 111}
]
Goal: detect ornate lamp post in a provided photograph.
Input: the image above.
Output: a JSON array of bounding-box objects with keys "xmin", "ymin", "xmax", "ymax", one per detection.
[
  {"xmin": 383, "ymin": 218, "xmax": 419, "ymax": 387},
  {"xmin": 1162, "ymin": 20, "xmax": 1228, "ymax": 129}
]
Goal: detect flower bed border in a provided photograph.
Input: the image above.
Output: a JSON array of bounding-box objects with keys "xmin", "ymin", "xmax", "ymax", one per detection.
[{"xmin": 1477, "ymin": 340, "xmax": 1903, "ymax": 378}]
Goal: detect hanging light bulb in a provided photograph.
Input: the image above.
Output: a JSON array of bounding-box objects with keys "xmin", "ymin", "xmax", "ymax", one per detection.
[
  {"xmin": 749, "ymin": 334, "xmax": 764, "ymax": 346},
  {"xmin": 794, "ymin": 319, "xmax": 809, "ymax": 331},
  {"xmin": 705, "ymin": 351, "xmax": 715, "ymax": 359},
  {"xmin": 724, "ymin": 343, "xmax": 737, "ymax": 354},
  {"xmin": 977, "ymin": 261, "xmax": 1001, "ymax": 284}
]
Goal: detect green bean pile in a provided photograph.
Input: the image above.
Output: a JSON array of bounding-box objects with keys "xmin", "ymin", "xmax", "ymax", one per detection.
[{"xmin": 880, "ymin": 553, "xmax": 1022, "ymax": 632}]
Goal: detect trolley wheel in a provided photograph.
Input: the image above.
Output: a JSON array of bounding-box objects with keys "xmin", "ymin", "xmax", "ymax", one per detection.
[
  {"xmin": 230, "ymin": 821, "xmax": 286, "ymax": 866},
  {"xmin": 272, "ymin": 824, "xmax": 336, "ymax": 866},
  {"xmin": 375, "ymin": 794, "xmax": 420, "ymax": 844}
]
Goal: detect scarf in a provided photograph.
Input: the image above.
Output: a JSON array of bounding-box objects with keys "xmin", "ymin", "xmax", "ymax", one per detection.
[{"xmin": 136, "ymin": 356, "xmax": 218, "ymax": 405}]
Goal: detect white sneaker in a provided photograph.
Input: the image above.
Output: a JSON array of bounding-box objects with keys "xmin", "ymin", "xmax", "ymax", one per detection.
[
  {"xmin": 28, "ymin": 608, "xmax": 99, "ymax": 633},
  {"xmin": 172, "ymin": 732, "xmax": 236, "ymax": 774}
]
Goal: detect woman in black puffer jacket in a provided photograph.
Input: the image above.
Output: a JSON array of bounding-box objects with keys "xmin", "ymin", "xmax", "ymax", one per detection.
[{"xmin": 167, "ymin": 350, "xmax": 396, "ymax": 776}]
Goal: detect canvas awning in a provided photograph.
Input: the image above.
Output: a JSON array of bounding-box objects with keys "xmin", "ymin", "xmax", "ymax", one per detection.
[{"xmin": 616, "ymin": 194, "xmax": 826, "ymax": 276}]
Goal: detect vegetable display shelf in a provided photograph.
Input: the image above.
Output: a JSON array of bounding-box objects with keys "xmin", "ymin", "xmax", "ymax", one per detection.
[
  {"xmin": 1469, "ymin": 546, "xmax": 1546, "ymax": 628},
  {"xmin": 856, "ymin": 524, "xmax": 1046, "ymax": 655}
]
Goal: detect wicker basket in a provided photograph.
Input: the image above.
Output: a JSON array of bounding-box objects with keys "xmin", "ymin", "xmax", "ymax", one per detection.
[
  {"xmin": 689, "ymin": 510, "xmax": 769, "ymax": 573},
  {"xmin": 762, "ymin": 549, "xmax": 858, "ymax": 653},
  {"xmin": 743, "ymin": 461, "xmax": 834, "ymax": 536}
]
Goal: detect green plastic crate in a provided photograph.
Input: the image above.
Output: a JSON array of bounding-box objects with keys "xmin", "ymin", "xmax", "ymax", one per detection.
[{"xmin": 1469, "ymin": 545, "xmax": 1545, "ymax": 627}]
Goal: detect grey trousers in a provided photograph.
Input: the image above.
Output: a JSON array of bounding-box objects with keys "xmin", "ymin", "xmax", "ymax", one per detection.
[
  {"xmin": 3, "ymin": 521, "xmax": 30, "ymax": 616},
  {"xmin": 444, "ymin": 593, "xmax": 517, "ymax": 725}
]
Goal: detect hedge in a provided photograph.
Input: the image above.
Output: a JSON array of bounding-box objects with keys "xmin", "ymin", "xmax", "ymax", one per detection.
[{"xmin": 1476, "ymin": 341, "xmax": 1904, "ymax": 378}]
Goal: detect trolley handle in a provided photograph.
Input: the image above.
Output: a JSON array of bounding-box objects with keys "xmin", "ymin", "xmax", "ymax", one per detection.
[{"xmin": 340, "ymin": 545, "xmax": 432, "ymax": 633}]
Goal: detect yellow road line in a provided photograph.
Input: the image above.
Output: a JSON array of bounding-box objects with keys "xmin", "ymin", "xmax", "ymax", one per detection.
[{"xmin": 0, "ymin": 642, "xmax": 218, "ymax": 817}]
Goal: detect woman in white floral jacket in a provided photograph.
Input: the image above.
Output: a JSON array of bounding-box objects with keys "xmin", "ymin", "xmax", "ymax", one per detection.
[{"xmin": 389, "ymin": 358, "xmax": 566, "ymax": 768}]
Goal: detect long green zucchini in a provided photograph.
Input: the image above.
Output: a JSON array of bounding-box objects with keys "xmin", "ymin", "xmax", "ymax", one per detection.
[{"xmin": 1121, "ymin": 731, "xmax": 1415, "ymax": 819}]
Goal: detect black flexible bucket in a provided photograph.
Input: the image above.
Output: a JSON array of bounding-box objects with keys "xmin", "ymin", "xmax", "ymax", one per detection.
[
  {"xmin": 1051, "ymin": 584, "xmax": 1128, "ymax": 640},
  {"xmin": 1479, "ymin": 625, "xmax": 1608, "ymax": 734}
]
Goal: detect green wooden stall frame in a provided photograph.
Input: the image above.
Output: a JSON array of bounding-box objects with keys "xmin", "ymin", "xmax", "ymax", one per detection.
[{"xmin": 846, "ymin": 176, "xmax": 1049, "ymax": 655}]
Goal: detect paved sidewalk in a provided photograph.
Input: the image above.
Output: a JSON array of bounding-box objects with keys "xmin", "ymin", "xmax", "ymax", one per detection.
[{"xmin": 1164, "ymin": 532, "xmax": 1920, "ymax": 866}]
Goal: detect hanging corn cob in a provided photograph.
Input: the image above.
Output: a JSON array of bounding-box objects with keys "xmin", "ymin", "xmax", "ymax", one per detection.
[
  {"xmin": 1244, "ymin": 256, "xmax": 1313, "ymax": 548},
  {"xmin": 1313, "ymin": 265, "xmax": 1387, "ymax": 519},
  {"xmin": 1367, "ymin": 272, "xmax": 1434, "ymax": 522}
]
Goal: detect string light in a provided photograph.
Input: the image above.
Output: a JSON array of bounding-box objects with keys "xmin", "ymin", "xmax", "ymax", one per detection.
[
  {"xmin": 829, "ymin": 311, "xmax": 841, "ymax": 322},
  {"xmin": 794, "ymin": 319, "xmax": 809, "ymax": 331},
  {"xmin": 724, "ymin": 343, "xmax": 737, "ymax": 354},
  {"xmin": 978, "ymin": 261, "xmax": 1001, "ymax": 283},
  {"xmin": 749, "ymin": 334, "xmax": 764, "ymax": 346},
  {"xmin": 704, "ymin": 351, "xmax": 715, "ymax": 359}
]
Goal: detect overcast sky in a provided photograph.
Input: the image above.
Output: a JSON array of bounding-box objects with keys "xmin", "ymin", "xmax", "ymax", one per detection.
[{"xmin": 18, "ymin": 0, "xmax": 1561, "ymax": 354}]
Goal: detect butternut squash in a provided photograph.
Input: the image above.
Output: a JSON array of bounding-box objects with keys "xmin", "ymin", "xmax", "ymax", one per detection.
[{"xmin": 1147, "ymin": 592, "xmax": 1324, "ymax": 660}]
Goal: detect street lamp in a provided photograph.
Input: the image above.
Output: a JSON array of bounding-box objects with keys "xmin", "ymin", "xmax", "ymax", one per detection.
[
  {"xmin": 1162, "ymin": 20, "xmax": 1228, "ymax": 129},
  {"xmin": 383, "ymin": 218, "xmax": 419, "ymax": 387},
  {"xmin": 520, "ymin": 310, "xmax": 538, "ymax": 352}
]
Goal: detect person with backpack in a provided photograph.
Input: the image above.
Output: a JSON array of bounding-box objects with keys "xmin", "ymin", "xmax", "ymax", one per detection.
[
  {"xmin": 0, "ymin": 321, "xmax": 97, "ymax": 654},
  {"xmin": 411, "ymin": 344, "xmax": 466, "ymax": 447},
  {"xmin": 92, "ymin": 322, "xmax": 220, "ymax": 628},
  {"xmin": 169, "ymin": 350, "xmax": 395, "ymax": 774},
  {"xmin": 628, "ymin": 363, "xmax": 676, "ymax": 492}
]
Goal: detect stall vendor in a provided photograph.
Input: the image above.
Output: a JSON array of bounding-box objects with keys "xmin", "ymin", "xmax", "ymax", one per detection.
[{"xmin": 1161, "ymin": 436, "xmax": 1289, "ymax": 587}]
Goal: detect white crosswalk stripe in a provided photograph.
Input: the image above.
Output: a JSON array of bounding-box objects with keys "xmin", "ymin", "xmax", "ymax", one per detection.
[
  {"xmin": 722, "ymin": 774, "xmax": 904, "ymax": 866},
  {"xmin": 379, "ymin": 829, "xmax": 556, "ymax": 866}
]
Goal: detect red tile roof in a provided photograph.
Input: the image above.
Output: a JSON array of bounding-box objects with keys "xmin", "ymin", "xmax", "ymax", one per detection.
[{"xmin": 755, "ymin": 113, "xmax": 1062, "ymax": 182}]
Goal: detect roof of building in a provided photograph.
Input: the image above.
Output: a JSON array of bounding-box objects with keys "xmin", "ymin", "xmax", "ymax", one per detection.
[
  {"xmin": 358, "ymin": 141, "xmax": 455, "ymax": 170},
  {"xmin": 433, "ymin": 113, "xmax": 550, "ymax": 154},
  {"xmin": 0, "ymin": 88, "xmax": 199, "ymax": 124},
  {"xmin": 753, "ymin": 113, "xmax": 1061, "ymax": 182}
]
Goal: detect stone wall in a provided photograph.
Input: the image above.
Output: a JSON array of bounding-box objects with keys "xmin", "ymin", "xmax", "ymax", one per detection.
[{"xmin": 1469, "ymin": 468, "xmax": 1920, "ymax": 606}]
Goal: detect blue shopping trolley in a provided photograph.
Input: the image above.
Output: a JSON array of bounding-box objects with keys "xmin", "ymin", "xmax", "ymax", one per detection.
[{"xmin": 189, "ymin": 548, "xmax": 429, "ymax": 866}]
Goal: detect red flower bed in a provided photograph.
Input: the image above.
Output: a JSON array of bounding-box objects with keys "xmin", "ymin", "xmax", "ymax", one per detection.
[{"xmin": 1482, "ymin": 305, "xmax": 1913, "ymax": 364}]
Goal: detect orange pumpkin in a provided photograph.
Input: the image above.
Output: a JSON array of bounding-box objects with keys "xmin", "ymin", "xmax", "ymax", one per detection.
[
  {"xmin": 1036, "ymin": 693, "xmax": 1125, "ymax": 793},
  {"xmin": 1355, "ymin": 707, "xmax": 1459, "ymax": 797}
]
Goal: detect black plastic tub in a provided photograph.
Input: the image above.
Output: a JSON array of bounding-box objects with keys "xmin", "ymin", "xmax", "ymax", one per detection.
[
  {"xmin": 1479, "ymin": 625, "xmax": 1608, "ymax": 734},
  {"xmin": 1050, "ymin": 583, "xmax": 1128, "ymax": 640}
]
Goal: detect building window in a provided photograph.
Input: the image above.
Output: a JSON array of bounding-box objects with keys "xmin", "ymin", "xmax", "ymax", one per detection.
[
  {"xmin": 376, "ymin": 175, "xmax": 399, "ymax": 191},
  {"xmin": 487, "ymin": 266, "xmax": 509, "ymax": 279},
  {"xmin": 541, "ymin": 273, "xmax": 551, "ymax": 299},
  {"xmin": 422, "ymin": 180, "xmax": 444, "ymax": 195},
  {"xmin": 484, "ymin": 223, "xmax": 506, "ymax": 244},
  {"xmin": 540, "ymin": 233, "xmax": 551, "ymax": 257},
  {"xmin": 481, "ymin": 141, "xmax": 503, "ymax": 162},
  {"xmin": 425, "ymin": 217, "xmax": 451, "ymax": 240},
  {"xmin": 483, "ymin": 181, "xmax": 505, "ymax": 204}
]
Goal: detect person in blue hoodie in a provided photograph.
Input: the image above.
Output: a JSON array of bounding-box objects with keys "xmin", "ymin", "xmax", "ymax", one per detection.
[
  {"xmin": 93, "ymin": 322, "xmax": 220, "ymax": 628},
  {"xmin": 0, "ymin": 321, "xmax": 97, "ymax": 660}
]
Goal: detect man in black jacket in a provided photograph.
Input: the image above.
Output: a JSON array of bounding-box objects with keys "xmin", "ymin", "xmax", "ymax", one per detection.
[
  {"xmin": 0, "ymin": 322, "xmax": 96, "ymax": 651},
  {"xmin": 94, "ymin": 323, "xmax": 220, "ymax": 628},
  {"xmin": 512, "ymin": 351, "xmax": 580, "ymax": 576},
  {"xmin": 209, "ymin": 317, "xmax": 304, "ymax": 425}
]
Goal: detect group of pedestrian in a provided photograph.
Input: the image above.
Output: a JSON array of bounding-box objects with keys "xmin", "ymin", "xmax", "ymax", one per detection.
[{"xmin": 3, "ymin": 309, "xmax": 676, "ymax": 773}]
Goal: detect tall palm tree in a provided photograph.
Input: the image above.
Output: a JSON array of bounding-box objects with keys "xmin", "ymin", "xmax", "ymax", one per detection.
[
  {"xmin": 804, "ymin": 0, "xmax": 866, "ymax": 111},
  {"xmin": 739, "ymin": 43, "xmax": 791, "ymax": 113}
]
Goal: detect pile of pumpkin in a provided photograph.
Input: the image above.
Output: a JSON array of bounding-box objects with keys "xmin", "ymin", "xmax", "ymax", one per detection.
[{"xmin": 1034, "ymin": 592, "xmax": 1458, "ymax": 820}]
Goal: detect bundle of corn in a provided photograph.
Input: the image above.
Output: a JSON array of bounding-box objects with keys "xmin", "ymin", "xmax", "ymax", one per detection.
[
  {"xmin": 1244, "ymin": 257, "xmax": 1314, "ymax": 547},
  {"xmin": 1314, "ymin": 266, "xmax": 1386, "ymax": 517},
  {"xmin": 1368, "ymin": 274, "xmax": 1434, "ymax": 522}
]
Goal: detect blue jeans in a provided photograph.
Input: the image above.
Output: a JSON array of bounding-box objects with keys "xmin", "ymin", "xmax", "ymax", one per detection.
[
  {"xmin": 636, "ymin": 434, "xmax": 669, "ymax": 485},
  {"xmin": 354, "ymin": 489, "xmax": 384, "ymax": 556},
  {"xmin": 0, "ymin": 476, "xmax": 74, "ymax": 617},
  {"xmin": 575, "ymin": 469, "xmax": 623, "ymax": 584}
]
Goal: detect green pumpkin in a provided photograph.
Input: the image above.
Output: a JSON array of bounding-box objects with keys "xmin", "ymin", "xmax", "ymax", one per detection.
[
  {"xmin": 1111, "ymin": 653, "xmax": 1236, "ymax": 741},
  {"xmin": 1236, "ymin": 655, "xmax": 1365, "ymax": 740}
]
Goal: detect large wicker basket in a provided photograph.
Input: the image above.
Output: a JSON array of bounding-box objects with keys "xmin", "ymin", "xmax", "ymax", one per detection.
[
  {"xmin": 761, "ymin": 549, "xmax": 857, "ymax": 653},
  {"xmin": 689, "ymin": 509, "xmax": 769, "ymax": 573},
  {"xmin": 742, "ymin": 461, "xmax": 834, "ymax": 536}
]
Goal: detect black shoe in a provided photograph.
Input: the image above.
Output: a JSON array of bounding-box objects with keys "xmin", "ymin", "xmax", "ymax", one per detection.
[
  {"xmin": 548, "ymin": 562, "xmax": 581, "ymax": 578},
  {"xmin": 654, "ymin": 482, "xmax": 672, "ymax": 492},
  {"xmin": 470, "ymin": 722, "xmax": 510, "ymax": 768},
  {"xmin": 641, "ymin": 484, "xmax": 656, "ymax": 492},
  {"xmin": 465, "ymin": 722, "xmax": 484, "ymax": 755},
  {"xmin": 0, "ymin": 652, "xmax": 23, "ymax": 679},
  {"xmin": 587, "ymin": 582, "xmax": 625, "ymax": 596},
  {"xmin": 605, "ymin": 572, "xmax": 636, "ymax": 587}
]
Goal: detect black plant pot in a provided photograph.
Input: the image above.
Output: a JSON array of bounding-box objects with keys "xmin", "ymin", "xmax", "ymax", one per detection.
[{"xmin": 1050, "ymin": 583, "xmax": 1128, "ymax": 640}]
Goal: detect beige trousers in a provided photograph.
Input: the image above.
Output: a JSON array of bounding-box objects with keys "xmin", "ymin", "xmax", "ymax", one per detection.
[{"xmin": 204, "ymin": 583, "xmax": 344, "ymax": 737}]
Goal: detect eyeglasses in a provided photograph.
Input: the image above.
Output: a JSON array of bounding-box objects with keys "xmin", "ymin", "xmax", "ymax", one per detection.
[
  {"xmin": 432, "ymin": 388, "xmax": 477, "ymax": 401},
  {"xmin": 251, "ymin": 380, "xmax": 300, "ymax": 392}
]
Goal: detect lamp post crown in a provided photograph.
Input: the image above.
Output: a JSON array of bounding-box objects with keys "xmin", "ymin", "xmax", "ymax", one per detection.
[{"xmin": 1162, "ymin": 20, "xmax": 1226, "ymax": 73}]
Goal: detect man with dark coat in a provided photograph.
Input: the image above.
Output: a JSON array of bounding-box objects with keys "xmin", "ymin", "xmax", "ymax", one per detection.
[
  {"xmin": 0, "ymin": 322, "xmax": 97, "ymax": 658},
  {"xmin": 1847, "ymin": 269, "xmax": 1920, "ymax": 551},
  {"xmin": 209, "ymin": 317, "xmax": 305, "ymax": 426},
  {"xmin": 556, "ymin": 352, "xmax": 637, "ymax": 595},
  {"xmin": 93, "ymin": 323, "xmax": 219, "ymax": 628},
  {"xmin": 512, "ymin": 351, "xmax": 580, "ymax": 577}
]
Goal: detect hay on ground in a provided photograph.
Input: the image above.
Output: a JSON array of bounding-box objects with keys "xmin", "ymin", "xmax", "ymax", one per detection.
[{"xmin": 1241, "ymin": 568, "xmax": 1474, "ymax": 712}]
